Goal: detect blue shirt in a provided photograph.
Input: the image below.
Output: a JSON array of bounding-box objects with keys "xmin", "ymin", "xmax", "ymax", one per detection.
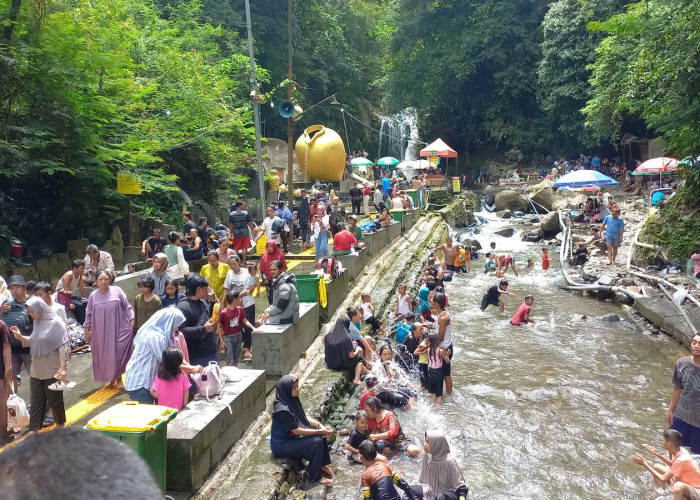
[
  {"xmin": 275, "ymin": 207, "xmax": 293, "ymax": 221},
  {"xmin": 651, "ymin": 191, "xmax": 667, "ymax": 206},
  {"xmin": 603, "ymin": 215, "xmax": 624, "ymax": 238},
  {"xmin": 395, "ymin": 322, "xmax": 411, "ymax": 344},
  {"xmin": 591, "ymin": 157, "xmax": 600, "ymax": 170},
  {"xmin": 381, "ymin": 177, "xmax": 391, "ymax": 194}
]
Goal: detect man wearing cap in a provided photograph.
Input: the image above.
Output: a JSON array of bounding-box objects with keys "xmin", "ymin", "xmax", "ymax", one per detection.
[
  {"xmin": 0, "ymin": 275, "xmax": 32, "ymax": 384},
  {"xmin": 141, "ymin": 228, "xmax": 167, "ymax": 261}
]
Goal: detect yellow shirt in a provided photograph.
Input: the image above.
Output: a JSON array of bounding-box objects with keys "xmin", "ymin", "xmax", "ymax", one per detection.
[
  {"xmin": 454, "ymin": 249, "xmax": 470, "ymax": 267},
  {"xmin": 200, "ymin": 263, "xmax": 231, "ymax": 301}
]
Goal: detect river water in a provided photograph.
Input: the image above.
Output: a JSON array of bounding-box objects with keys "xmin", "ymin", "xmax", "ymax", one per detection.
[{"xmin": 326, "ymin": 210, "xmax": 687, "ymax": 499}]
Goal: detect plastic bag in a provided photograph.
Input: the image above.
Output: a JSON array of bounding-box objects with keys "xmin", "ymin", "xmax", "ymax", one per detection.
[
  {"xmin": 7, "ymin": 383, "xmax": 30, "ymax": 431},
  {"xmin": 673, "ymin": 287, "xmax": 688, "ymax": 305}
]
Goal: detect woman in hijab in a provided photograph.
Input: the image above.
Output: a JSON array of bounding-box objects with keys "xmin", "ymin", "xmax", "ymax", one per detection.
[
  {"xmin": 412, "ymin": 430, "xmax": 469, "ymax": 500},
  {"xmin": 270, "ymin": 376, "xmax": 334, "ymax": 486},
  {"xmin": 260, "ymin": 241, "xmax": 286, "ymax": 305},
  {"xmin": 323, "ymin": 316, "xmax": 367, "ymax": 385},
  {"xmin": 313, "ymin": 202, "xmax": 329, "ymax": 261},
  {"xmin": 124, "ymin": 307, "xmax": 188, "ymax": 404},
  {"xmin": 9, "ymin": 296, "xmax": 70, "ymax": 433}
]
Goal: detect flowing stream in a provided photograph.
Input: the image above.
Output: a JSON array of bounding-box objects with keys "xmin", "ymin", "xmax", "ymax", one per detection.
[{"xmin": 325, "ymin": 209, "xmax": 687, "ymax": 499}]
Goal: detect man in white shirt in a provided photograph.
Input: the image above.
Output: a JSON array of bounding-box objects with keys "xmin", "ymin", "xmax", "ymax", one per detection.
[{"xmin": 257, "ymin": 205, "xmax": 282, "ymax": 245}]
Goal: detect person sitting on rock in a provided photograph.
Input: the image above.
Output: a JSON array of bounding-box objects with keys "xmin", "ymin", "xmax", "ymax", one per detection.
[
  {"xmin": 141, "ymin": 228, "xmax": 167, "ymax": 261},
  {"xmin": 83, "ymin": 244, "xmax": 115, "ymax": 286}
]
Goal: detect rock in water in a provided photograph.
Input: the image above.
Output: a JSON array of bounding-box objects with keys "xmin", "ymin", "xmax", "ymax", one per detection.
[
  {"xmin": 521, "ymin": 229, "xmax": 543, "ymax": 242},
  {"xmin": 599, "ymin": 313, "xmax": 622, "ymax": 323},
  {"xmin": 495, "ymin": 228, "xmax": 515, "ymax": 237},
  {"xmin": 496, "ymin": 210, "xmax": 512, "ymax": 219},
  {"xmin": 539, "ymin": 210, "xmax": 561, "ymax": 237},
  {"xmin": 494, "ymin": 190, "xmax": 530, "ymax": 213}
]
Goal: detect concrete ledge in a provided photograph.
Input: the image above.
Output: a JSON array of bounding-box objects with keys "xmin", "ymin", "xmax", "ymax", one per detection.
[
  {"xmin": 322, "ymin": 272, "xmax": 349, "ymax": 320},
  {"xmin": 166, "ymin": 369, "xmax": 267, "ymax": 492},
  {"xmin": 336, "ymin": 250, "xmax": 369, "ymax": 281},
  {"xmin": 252, "ymin": 302, "xmax": 320, "ymax": 377},
  {"xmin": 389, "ymin": 220, "xmax": 401, "ymax": 240},
  {"xmin": 113, "ymin": 257, "xmax": 207, "ymax": 301},
  {"xmin": 365, "ymin": 227, "xmax": 390, "ymax": 256},
  {"xmin": 635, "ymin": 297, "xmax": 700, "ymax": 348}
]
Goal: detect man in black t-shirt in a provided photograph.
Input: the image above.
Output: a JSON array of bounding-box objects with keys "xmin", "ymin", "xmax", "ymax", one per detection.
[
  {"xmin": 349, "ymin": 184, "xmax": 363, "ymax": 215},
  {"xmin": 229, "ymin": 201, "xmax": 254, "ymax": 263},
  {"xmin": 183, "ymin": 211, "xmax": 196, "ymax": 235},
  {"xmin": 141, "ymin": 228, "xmax": 167, "ymax": 260},
  {"xmin": 480, "ymin": 280, "xmax": 514, "ymax": 312}
]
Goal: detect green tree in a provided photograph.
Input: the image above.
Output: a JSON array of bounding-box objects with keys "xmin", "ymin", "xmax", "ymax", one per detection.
[
  {"xmin": 584, "ymin": 0, "xmax": 700, "ymax": 157},
  {"xmin": 538, "ymin": 0, "xmax": 624, "ymax": 153}
]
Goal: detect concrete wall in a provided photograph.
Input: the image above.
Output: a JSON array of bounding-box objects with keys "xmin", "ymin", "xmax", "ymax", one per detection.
[
  {"xmin": 113, "ymin": 257, "xmax": 207, "ymax": 301},
  {"xmin": 252, "ymin": 302, "xmax": 320, "ymax": 377},
  {"xmin": 166, "ymin": 369, "xmax": 267, "ymax": 492}
]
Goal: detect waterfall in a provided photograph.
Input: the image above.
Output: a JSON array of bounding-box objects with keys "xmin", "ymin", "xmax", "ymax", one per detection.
[{"xmin": 377, "ymin": 108, "xmax": 420, "ymax": 161}]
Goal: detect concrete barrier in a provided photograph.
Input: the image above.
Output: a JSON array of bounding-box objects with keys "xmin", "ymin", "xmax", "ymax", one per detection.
[
  {"xmin": 365, "ymin": 227, "xmax": 390, "ymax": 256},
  {"xmin": 336, "ymin": 250, "xmax": 369, "ymax": 281},
  {"xmin": 252, "ymin": 302, "xmax": 320, "ymax": 377},
  {"xmin": 113, "ymin": 257, "xmax": 207, "ymax": 301},
  {"xmin": 166, "ymin": 369, "xmax": 267, "ymax": 492},
  {"xmin": 388, "ymin": 220, "xmax": 401, "ymax": 240}
]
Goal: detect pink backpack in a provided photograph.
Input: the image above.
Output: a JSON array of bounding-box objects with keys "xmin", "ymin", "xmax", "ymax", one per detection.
[{"xmin": 191, "ymin": 361, "xmax": 225, "ymax": 400}]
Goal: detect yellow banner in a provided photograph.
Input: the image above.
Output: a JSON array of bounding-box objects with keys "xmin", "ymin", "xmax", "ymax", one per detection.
[
  {"xmin": 117, "ymin": 173, "xmax": 142, "ymax": 195},
  {"xmin": 430, "ymin": 156, "xmax": 439, "ymax": 166},
  {"xmin": 452, "ymin": 177, "xmax": 461, "ymax": 192}
]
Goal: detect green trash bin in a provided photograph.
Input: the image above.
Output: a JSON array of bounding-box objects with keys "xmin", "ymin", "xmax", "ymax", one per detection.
[
  {"xmin": 390, "ymin": 209, "xmax": 405, "ymax": 230},
  {"xmin": 85, "ymin": 401, "xmax": 177, "ymax": 491},
  {"xmin": 406, "ymin": 189, "xmax": 419, "ymax": 208},
  {"xmin": 295, "ymin": 274, "xmax": 321, "ymax": 302}
]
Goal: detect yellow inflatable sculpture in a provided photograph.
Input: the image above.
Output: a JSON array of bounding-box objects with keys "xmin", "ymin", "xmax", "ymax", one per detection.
[{"xmin": 295, "ymin": 125, "xmax": 346, "ymax": 181}]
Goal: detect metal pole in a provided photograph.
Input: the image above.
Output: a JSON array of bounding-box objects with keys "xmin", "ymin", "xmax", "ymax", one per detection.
[
  {"xmin": 244, "ymin": 0, "xmax": 266, "ymax": 216},
  {"xmin": 287, "ymin": 0, "xmax": 294, "ymax": 250}
]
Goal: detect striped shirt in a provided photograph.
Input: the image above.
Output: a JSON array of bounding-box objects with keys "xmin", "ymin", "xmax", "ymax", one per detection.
[{"xmin": 124, "ymin": 330, "xmax": 171, "ymax": 392}]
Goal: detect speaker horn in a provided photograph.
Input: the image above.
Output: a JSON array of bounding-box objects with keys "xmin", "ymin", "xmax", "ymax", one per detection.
[{"xmin": 278, "ymin": 100, "xmax": 295, "ymax": 119}]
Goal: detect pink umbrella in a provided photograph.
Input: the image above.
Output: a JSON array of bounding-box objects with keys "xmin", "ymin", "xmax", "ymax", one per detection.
[{"xmin": 633, "ymin": 157, "xmax": 679, "ymax": 175}]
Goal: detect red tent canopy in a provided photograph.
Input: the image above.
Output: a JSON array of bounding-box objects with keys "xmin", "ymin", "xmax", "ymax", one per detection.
[{"xmin": 419, "ymin": 138, "xmax": 458, "ymax": 158}]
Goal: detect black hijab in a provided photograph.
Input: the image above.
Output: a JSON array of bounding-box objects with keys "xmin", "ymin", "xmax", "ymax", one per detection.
[
  {"xmin": 272, "ymin": 375, "xmax": 311, "ymax": 428},
  {"xmin": 324, "ymin": 315, "xmax": 354, "ymax": 370}
]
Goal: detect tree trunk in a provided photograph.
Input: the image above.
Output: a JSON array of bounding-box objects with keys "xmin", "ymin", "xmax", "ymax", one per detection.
[{"xmin": 2, "ymin": 0, "xmax": 22, "ymax": 43}]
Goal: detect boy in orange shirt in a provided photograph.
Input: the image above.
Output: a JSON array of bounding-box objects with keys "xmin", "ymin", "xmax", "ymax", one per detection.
[{"xmin": 631, "ymin": 428, "xmax": 700, "ymax": 499}]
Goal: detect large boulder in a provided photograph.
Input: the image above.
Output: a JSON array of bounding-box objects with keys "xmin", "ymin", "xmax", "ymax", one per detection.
[
  {"xmin": 540, "ymin": 210, "xmax": 561, "ymax": 238},
  {"xmin": 494, "ymin": 190, "xmax": 529, "ymax": 213},
  {"xmin": 529, "ymin": 185, "xmax": 555, "ymax": 212},
  {"xmin": 551, "ymin": 190, "xmax": 586, "ymax": 211}
]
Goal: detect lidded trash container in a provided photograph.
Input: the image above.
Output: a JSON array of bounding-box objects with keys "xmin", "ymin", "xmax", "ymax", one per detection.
[{"xmin": 85, "ymin": 401, "xmax": 177, "ymax": 491}]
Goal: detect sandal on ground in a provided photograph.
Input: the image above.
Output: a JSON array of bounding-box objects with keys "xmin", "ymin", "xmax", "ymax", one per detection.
[
  {"xmin": 43, "ymin": 414, "xmax": 55, "ymax": 427},
  {"xmin": 48, "ymin": 379, "xmax": 77, "ymax": 391}
]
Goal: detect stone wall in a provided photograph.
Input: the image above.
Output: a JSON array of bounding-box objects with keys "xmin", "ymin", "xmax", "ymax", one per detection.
[{"xmin": 438, "ymin": 197, "xmax": 475, "ymax": 228}]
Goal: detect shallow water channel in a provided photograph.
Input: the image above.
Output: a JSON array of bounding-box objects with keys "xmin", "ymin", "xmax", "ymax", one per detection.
[{"xmin": 324, "ymin": 210, "xmax": 687, "ymax": 499}]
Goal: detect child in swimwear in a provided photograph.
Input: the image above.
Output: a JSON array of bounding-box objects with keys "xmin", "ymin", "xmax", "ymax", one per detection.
[
  {"xmin": 542, "ymin": 247, "xmax": 550, "ymax": 270},
  {"xmin": 346, "ymin": 410, "xmax": 370, "ymax": 463}
]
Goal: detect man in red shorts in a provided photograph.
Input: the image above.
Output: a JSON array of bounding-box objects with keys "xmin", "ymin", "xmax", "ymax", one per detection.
[{"xmin": 228, "ymin": 201, "xmax": 254, "ymax": 263}]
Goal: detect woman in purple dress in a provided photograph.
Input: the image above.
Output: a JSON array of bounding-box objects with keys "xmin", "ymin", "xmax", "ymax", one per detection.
[{"xmin": 84, "ymin": 271, "xmax": 134, "ymax": 389}]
